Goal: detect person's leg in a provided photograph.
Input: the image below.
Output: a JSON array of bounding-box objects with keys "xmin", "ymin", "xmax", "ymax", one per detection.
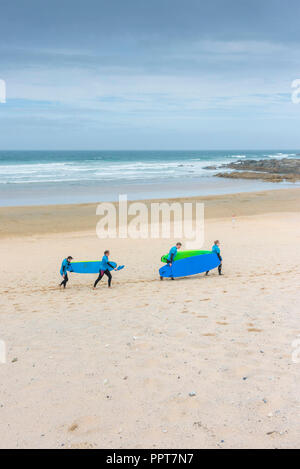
[
  {"xmin": 65, "ymin": 273, "xmax": 69, "ymax": 287},
  {"xmin": 104, "ymin": 269, "xmax": 112, "ymax": 287},
  {"xmin": 217, "ymin": 254, "xmax": 223, "ymax": 275},
  {"xmin": 168, "ymin": 262, "xmax": 174, "ymax": 280},
  {"xmin": 94, "ymin": 270, "xmax": 104, "ymax": 288},
  {"xmin": 60, "ymin": 273, "xmax": 68, "ymax": 288},
  {"xmin": 205, "ymin": 271, "xmax": 209, "ymax": 275}
]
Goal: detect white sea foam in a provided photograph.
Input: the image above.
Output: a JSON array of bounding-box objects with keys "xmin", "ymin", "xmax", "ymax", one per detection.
[
  {"xmin": 0, "ymin": 159, "xmax": 211, "ymax": 184},
  {"xmin": 228, "ymin": 154, "xmax": 246, "ymax": 158},
  {"xmin": 264, "ymin": 153, "xmax": 296, "ymax": 158}
]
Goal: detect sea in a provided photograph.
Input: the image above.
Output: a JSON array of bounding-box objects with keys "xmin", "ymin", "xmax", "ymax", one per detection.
[{"xmin": 0, "ymin": 150, "xmax": 299, "ymax": 206}]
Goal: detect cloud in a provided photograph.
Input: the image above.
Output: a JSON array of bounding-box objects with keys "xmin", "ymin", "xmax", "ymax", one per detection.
[{"xmin": 1, "ymin": 0, "xmax": 300, "ymax": 148}]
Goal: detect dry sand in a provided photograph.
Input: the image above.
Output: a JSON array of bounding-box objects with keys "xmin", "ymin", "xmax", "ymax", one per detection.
[{"xmin": 0, "ymin": 188, "xmax": 300, "ymax": 449}]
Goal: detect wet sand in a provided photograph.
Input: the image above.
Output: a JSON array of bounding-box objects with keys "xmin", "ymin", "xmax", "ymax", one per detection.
[{"xmin": 1, "ymin": 187, "xmax": 300, "ymax": 238}]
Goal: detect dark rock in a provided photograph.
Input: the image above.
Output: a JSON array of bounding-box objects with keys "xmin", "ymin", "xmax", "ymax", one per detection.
[
  {"xmin": 218, "ymin": 158, "xmax": 300, "ymax": 174},
  {"xmin": 208, "ymin": 158, "xmax": 300, "ymax": 182}
]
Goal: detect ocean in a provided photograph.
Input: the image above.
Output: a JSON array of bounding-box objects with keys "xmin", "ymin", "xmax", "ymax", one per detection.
[{"xmin": 0, "ymin": 150, "xmax": 299, "ymax": 206}]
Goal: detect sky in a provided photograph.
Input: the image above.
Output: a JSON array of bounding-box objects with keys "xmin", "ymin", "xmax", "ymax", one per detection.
[{"xmin": 0, "ymin": 0, "xmax": 300, "ymax": 150}]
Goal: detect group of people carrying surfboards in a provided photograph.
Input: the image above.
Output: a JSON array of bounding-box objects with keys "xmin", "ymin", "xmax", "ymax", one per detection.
[
  {"xmin": 59, "ymin": 241, "xmax": 223, "ymax": 289},
  {"xmin": 59, "ymin": 250, "xmax": 117, "ymax": 289},
  {"xmin": 159, "ymin": 240, "xmax": 222, "ymax": 280}
]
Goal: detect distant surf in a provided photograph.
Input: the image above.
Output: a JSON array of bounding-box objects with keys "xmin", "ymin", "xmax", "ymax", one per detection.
[{"xmin": 0, "ymin": 150, "xmax": 299, "ymax": 206}]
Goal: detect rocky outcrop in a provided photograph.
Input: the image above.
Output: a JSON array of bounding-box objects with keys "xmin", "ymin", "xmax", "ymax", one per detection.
[
  {"xmin": 206, "ymin": 158, "xmax": 300, "ymax": 182},
  {"xmin": 218, "ymin": 158, "xmax": 300, "ymax": 174}
]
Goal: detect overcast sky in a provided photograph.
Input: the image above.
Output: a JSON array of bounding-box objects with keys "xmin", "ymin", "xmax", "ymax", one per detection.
[{"xmin": 0, "ymin": 0, "xmax": 300, "ymax": 150}]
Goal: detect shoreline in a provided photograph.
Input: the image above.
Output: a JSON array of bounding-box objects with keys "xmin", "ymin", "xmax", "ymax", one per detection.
[
  {"xmin": 2, "ymin": 176, "xmax": 299, "ymax": 208},
  {"xmin": 1, "ymin": 187, "xmax": 300, "ymax": 238}
]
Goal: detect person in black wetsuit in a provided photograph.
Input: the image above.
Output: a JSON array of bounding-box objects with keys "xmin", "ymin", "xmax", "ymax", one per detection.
[
  {"xmin": 59, "ymin": 256, "xmax": 73, "ymax": 288},
  {"xmin": 206, "ymin": 240, "xmax": 223, "ymax": 276},
  {"xmin": 93, "ymin": 250, "xmax": 117, "ymax": 288}
]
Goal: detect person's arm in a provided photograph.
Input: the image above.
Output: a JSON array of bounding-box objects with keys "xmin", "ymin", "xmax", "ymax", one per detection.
[{"xmin": 107, "ymin": 262, "xmax": 115, "ymax": 269}]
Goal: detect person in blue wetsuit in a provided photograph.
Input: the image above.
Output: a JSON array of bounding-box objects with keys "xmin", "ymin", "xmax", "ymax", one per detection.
[
  {"xmin": 167, "ymin": 242, "xmax": 182, "ymax": 265},
  {"xmin": 206, "ymin": 240, "xmax": 223, "ymax": 276},
  {"xmin": 93, "ymin": 250, "xmax": 117, "ymax": 288},
  {"xmin": 164, "ymin": 242, "xmax": 182, "ymax": 280},
  {"xmin": 59, "ymin": 256, "xmax": 73, "ymax": 288}
]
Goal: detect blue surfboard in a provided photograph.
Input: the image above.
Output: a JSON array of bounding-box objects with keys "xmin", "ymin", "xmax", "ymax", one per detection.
[
  {"xmin": 70, "ymin": 261, "xmax": 124, "ymax": 274},
  {"xmin": 159, "ymin": 253, "xmax": 220, "ymax": 279}
]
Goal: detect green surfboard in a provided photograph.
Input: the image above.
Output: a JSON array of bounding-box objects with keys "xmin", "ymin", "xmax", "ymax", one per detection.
[{"xmin": 161, "ymin": 250, "xmax": 211, "ymax": 263}]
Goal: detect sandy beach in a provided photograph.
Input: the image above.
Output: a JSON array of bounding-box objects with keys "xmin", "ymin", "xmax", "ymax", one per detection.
[{"xmin": 0, "ymin": 188, "xmax": 300, "ymax": 449}]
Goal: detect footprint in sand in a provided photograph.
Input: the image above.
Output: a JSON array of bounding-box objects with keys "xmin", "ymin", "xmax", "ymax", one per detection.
[
  {"xmin": 69, "ymin": 442, "xmax": 96, "ymax": 449},
  {"xmin": 216, "ymin": 322, "xmax": 228, "ymax": 325},
  {"xmin": 66, "ymin": 416, "xmax": 100, "ymax": 436},
  {"xmin": 197, "ymin": 315, "xmax": 208, "ymax": 318},
  {"xmin": 202, "ymin": 333, "xmax": 216, "ymax": 337},
  {"xmin": 68, "ymin": 423, "xmax": 78, "ymax": 432},
  {"xmin": 248, "ymin": 328, "xmax": 262, "ymax": 332}
]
